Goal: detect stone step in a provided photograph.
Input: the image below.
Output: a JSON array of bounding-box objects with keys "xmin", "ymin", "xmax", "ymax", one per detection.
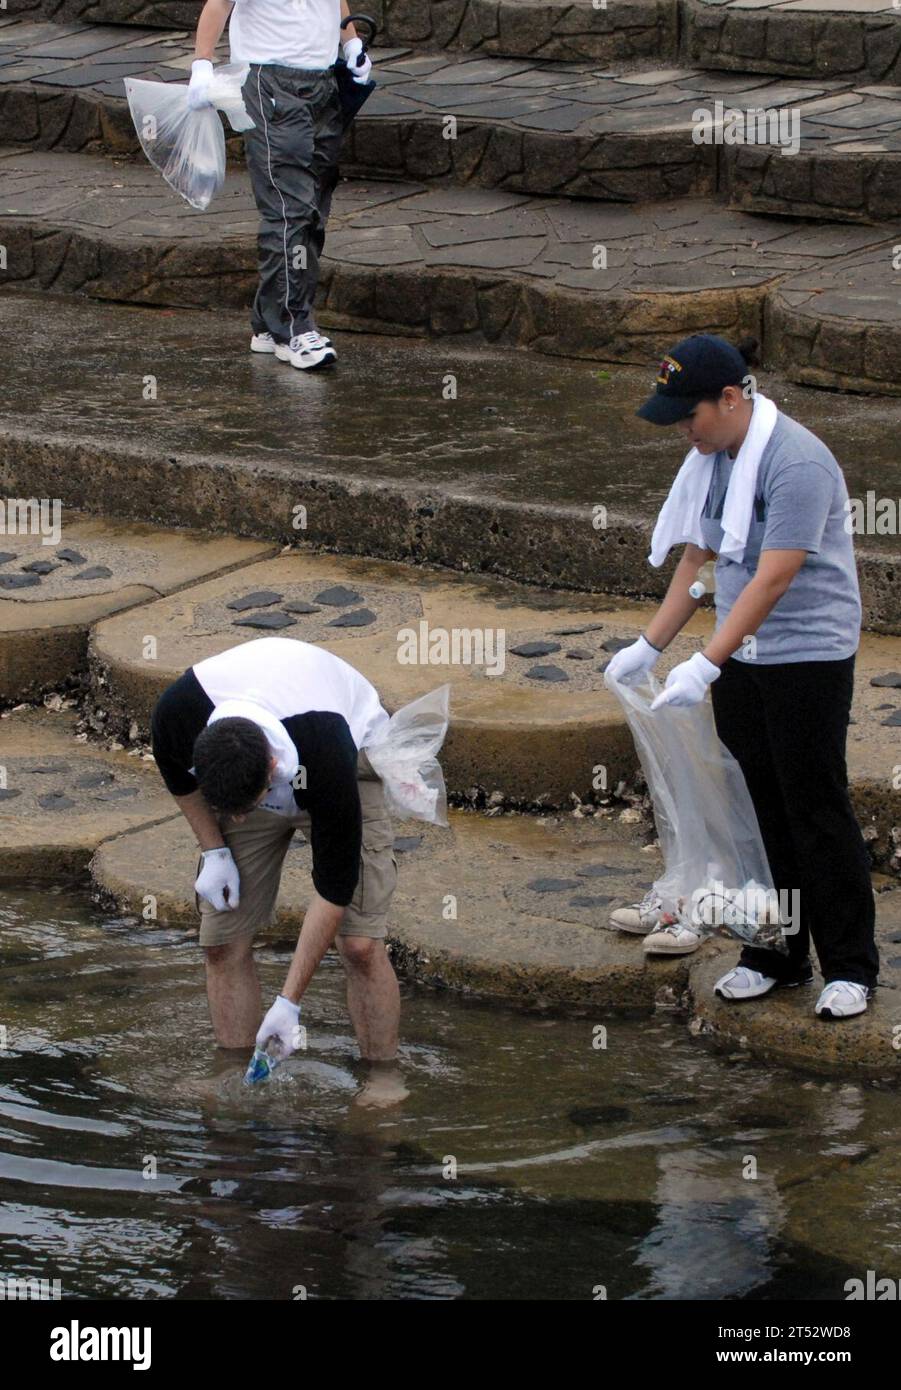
[
  {"xmin": 689, "ymin": 906, "xmax": 901, "ymax": 1079},
  {"xmin": 2, "ymin": 149, "xmax": 901, "ymax": 393},
  {"xmin": 0, "ymin": 512, "xmax": 275, "ymax": 703},
  {"xmin": 13, "ymin": 2, "xmax": 901, "ymax": 85},
  {"xmin": 3, "ymin": 18, "xmax": 901, "ymax": 219},
  {"xmin": 0, "ymin": 705, "xmax": 175, "ymax": 880},
  {"xmin": 1, "ymin": 294, "xmax": 899, "ymax": 632}
]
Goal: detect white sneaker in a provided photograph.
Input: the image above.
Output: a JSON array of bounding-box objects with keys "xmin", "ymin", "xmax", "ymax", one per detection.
[
  {"xmin": 815, "ymin": 981, "xmax": 870, "ymax": 1020},
  {"xmin": 643, "ymin": 923, "xmax": 701, "ymax": 956},
  {"xmin": 714, "ymin": 966, "xmax": 779, "ymax": 1000},
  {"xmin": 288, "ymin": 331, "xmax": 337, "ymax": 370},
  {"xmin": 610, "ymin": 889, "xmax": 664, "ymax": 936},
  {"xmin": 250, "ymin": 331, "xmax": 277, "ymax": 354}
]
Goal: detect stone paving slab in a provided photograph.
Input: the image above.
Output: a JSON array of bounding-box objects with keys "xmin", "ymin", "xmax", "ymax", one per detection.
[
  {"xmin": 84, "ymin": 550, "xmax": 901, "ymax": 838},
  {"xmin": 3, "ymin": 18, "xmax": 901, "ymax": 216},
  {"xmin": 2, "ymin": 147, "xmax": 899, "ymax": 384},
  {"xmin": 0, "ymin": 512, "xmax": 275, "ymax": 702},
  {"xmin": 767, "ymin": 244, "xmax": 901, "ymax": 393},
  {"xmin": 1, "ymin": 295, "xmax": 899, "ymax": 635},
  {"xmin": 90, "ymin": 799, "xmax": 700, "ymax": 1013},
  {"xmin": 684, "ymin": 0, "xmax": 901, "ymax": 84},
  {"xmin": 21, "ymin": 1, "xmax": 901, "ymax": 86},
  {"xmin": 0, "ymin": 705, "xmax": 176, "ymax": 879},
  {"xmin": 689, "ymin": 897, "xmax": 901, "ymax": 1078},
  {"xmin": 87, "ymin": 548, "xmax": 691, "ymax": 803}
]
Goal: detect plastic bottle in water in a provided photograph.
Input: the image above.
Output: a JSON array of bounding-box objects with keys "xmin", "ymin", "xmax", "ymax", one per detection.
[
  {"xmin": 243, "ymin": 1046, "xmax": 280, "ymax": 1085},
  {"xmin": 689, "ymin": 560, "xmax": 717, "ymax": 600}
]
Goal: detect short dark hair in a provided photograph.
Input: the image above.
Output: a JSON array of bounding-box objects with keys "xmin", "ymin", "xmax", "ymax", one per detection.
[{"xmin": 193, "ymin": 718, "xmax": 270, "ymax": 815}]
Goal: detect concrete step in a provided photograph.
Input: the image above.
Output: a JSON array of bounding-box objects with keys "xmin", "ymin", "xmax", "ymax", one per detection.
[
  {"xmin": 0, "ymin": 705, "xmax": 175, "ymax": 880},
  {"xmin": 1, "ymin": 294, "xmax": 899, "ymax": 631},
  {"xmin": 2, "ymin": 149, "xmax": 900, "ymax": 393},
  {"xmin": 689, "ymin": 907, "xmax": 901, "ymax": 1079},
  {"xmin": 90, "ymin": 805, "xmax": 685, "ymax": 1012},
  {"xmin": 14, "ymin": 2, "xmax": 901, "ymax": 85},
  {"xmin": 3, "ymin": 18, "xmax": 901, "ymax": 219},
  {"xmin": 0, "ymin": 512, "xmax": 274, "ymax": 702}
]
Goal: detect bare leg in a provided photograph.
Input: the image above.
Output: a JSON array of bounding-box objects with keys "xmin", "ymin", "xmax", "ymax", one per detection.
[
  {"xmin": 204, "ymin": 936, "xmax": 261, "ymax": 1048},
  {"xmin": 334, "ymin": 936, "xmax": 400, "ymax": 1061}
]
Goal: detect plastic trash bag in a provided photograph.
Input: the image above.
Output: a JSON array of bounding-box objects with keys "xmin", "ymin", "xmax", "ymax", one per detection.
[
  {"xmin": 364, "ymin": 685, "xmax": 451, "ymax": 826},
  {"xmin": 605, "ymin": 671, "xmax": 778, "ymax": 942},
  {"xmin": 124, "ymin": 64, "xmax": 255, "ymax": 211}
]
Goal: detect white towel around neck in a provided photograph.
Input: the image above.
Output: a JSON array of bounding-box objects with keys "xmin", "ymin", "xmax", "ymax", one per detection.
[
  {"xmin": 648, "ymin": 392, "xmax": 778, "ymax": 568},
  {"xmin": 206, "ymin": 697, "xmax": 300, "ymax": 784}
]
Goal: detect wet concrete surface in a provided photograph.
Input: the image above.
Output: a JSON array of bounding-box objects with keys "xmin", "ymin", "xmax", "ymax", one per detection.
[{"xmin": 1, "ymin": 293, "xmax": 900, "ymax": 533}]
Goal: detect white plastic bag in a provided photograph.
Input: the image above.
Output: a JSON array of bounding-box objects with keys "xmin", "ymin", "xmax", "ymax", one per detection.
[
  {"xmin": 605, "ymin": 671, "xmax": 778, "ymax": 942},
  {"xmin": 364, "ymin": 685, "xmax": 450, "ymax": 826},
  {"xmin": 124, "ymin": 64, "xmax": 255, "ymax": 211}
]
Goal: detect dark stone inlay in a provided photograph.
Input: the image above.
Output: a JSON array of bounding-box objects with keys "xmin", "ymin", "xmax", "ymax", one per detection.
[
  {"xmin": 27, "ymin": 765, "xmax": 63, "ymax": 774},
  {"xmin": 881, "ymin": 710, "xmax": 901, "ymax": 726},
  {"xmin": 22, "ymin": 559, "xmax": 59, "ymax": 575},
  {"xmin": 510, "ymin": 640, "xmax": 562, "ymax": 657},
  {"xmin": 38, "ymin": 792, "xmax": 76, "ymax": 810},
  {"xmin": 551, "ymin": 624, "xmax": 605, "ymax": 636},
  {"xmin": 393, "ymin": 835, "xmax": 423, "ymax": 853},
  {"xmin": 327, "ymin": 608, "xmax": 377, "ymax": 628},
  {"xmin": 94, "ymin": 787, "xmax": 139, "ymax": 801},
  {"xmin": 526, "ymin": 877, "xmax": 581, "ymax": 893},
  {"xmin": 281, "ymin": 600, "xmax": 323, "ymax": 614},
  {"xmin": 72, "ymin": 566, "xmax": 113, "ymax": 580},
  {"xmin": 0, "ymin": 789, "xmax": 21, "ymax": 801},
  {"xmin": 525, "ymin": 664, "xmax": 569, "ymax": 682},
  {"xmin": 601, "ymin": 636, "xmax": 636, "ymax": 653},
  {"xmin": 566, "ymin": 649, "xmax": 594, "ymax": 660},
  {"xmin": 74, "ymin": 772, "xmax": 114, "ymax": 789},
  {"xmin": 315, "ymin": 585, "xmax": 363, "ymax": 606},
  {"xmin": 233, "ymin": 611, "xmax": 297, "ymax": 630},
  {"xmin": 576, "ymin": 865, "xmax": 623, "ymax": 878},
  {"xmin": 226, "ymin": 590, "xmax": 284, "ymax": 611},
  {"xmin": 57, "ymin": 548, "xmax": 87, "ymax": 565},
  {"xmin": 0, "ymin": 573, "xmax": 41, "ymax": 590},
  {"xmin": 0, "ymin": 551, "xmax": 18, "ymax": 564},
  {"xmin": 871, "ymin": 672, "xmax": 901, "ymax": 688}
]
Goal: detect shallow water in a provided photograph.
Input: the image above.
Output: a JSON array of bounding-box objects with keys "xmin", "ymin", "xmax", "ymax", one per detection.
[{"xmin": 1, "ymin": 886, "xmax": 899, "ymax": 1301}]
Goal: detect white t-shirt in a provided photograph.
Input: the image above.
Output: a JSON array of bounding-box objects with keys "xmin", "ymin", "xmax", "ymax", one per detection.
[
  {"xmin": 192, "ymin": 637, "xmax": 389, "ymax": 752},
  {"xmin": 228, "ymin": 0, "xmax": 341, "ymax": 70}
]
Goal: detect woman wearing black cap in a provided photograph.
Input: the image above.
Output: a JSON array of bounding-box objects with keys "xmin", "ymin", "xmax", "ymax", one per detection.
[{"xmin": 606, "ymin": 332, "xmax": 878, "ymax": 1020}]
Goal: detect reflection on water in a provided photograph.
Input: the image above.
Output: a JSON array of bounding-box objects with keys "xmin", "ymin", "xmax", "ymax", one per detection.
[{"xmin": 1, "ymin": 886, "xmax": 898, "ymax": 1300}]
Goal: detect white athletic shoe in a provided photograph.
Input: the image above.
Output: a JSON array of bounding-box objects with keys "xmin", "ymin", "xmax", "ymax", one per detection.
[
  {"xmin": 643, "ymin": 923, "xmax": 702, "ymax": 956},
  {"xmin": 714, "ymin": 966, "xmax": 779, "ymax": 1000},
  {"xmin": 815, "ymin": 981, "xmax": 870, "ymax": 1020},
  {"xmin": 609, "ymin": 889, "xmax": 665, "ymax": 936},
  {"xmin": 288, "ymin": 331, "xmax": 337, "ymax": 370},
  {"xmin": 250, "ymin": 331, "xmax": 277, "ymax": 354}
]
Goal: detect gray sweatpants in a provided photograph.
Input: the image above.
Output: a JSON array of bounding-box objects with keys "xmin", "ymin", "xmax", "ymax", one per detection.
[{"xmin": 240, "ymin": 63, "xmax": 344, "ymax": 343}]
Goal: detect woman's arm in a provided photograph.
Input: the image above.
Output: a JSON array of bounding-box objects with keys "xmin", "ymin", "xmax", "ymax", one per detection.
[
  {"xmin": 703, "ymin": 549, "xmax": 807, "ymax": 666},
  {"xmin": 644, "ymin": 542, "xmax": 716, "ymax": 651}
]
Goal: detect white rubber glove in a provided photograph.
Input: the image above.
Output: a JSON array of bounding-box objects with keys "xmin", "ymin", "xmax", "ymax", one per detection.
[
  {"xmin": 194, "ymin": 846, "xmax": 240, "ymax": 910},
  {"xmin": 604, "ymin": 634, "xmax": 661, "ymax": 688},
  {"xmin": 256, "ymin": 995, "xmax": 302, "ymax": 1060},
  {"xmin": 187, "ymin": 58, "xmax": 215, "ymax": 110},
  {"xmin": 650, "ymin": 652, "xmax": 721, "ymax": 710},
  {"xmin": 343, "ymin": 36, "xmax": 372, "ymax": 84}
]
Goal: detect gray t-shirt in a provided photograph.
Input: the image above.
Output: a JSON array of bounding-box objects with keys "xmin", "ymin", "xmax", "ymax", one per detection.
[{"xmin": 698, "ymin": 411, "xmax": 861, "ymax": 664}]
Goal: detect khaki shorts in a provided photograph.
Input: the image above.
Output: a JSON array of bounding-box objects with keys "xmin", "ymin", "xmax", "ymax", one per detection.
[{"xmin": 195, "ymin": 748, "xmax": 397, "ymax": 948}]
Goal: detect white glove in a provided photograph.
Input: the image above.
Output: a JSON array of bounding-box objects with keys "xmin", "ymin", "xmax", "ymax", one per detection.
[
  {"xmin": 256, "ymin": 995, "xmax": 302, "ymax": 1060},
  {"xmin": 343, "ymin": 37, "xmax": 372, "ymax": 84},
  {"xmin": 187, "ymin": 58, "xmax": 215, "ymax": 111},
  {"xmin": 604, "ymin": 634, "xmax": 661, "ymax": 688},
  {"xmin": 650, "ymin": 652, "xmax": 721, "ymax": 710},
  {"xmin": 194, "ymin": 846, "xmax": 240, "ymax": 910}
]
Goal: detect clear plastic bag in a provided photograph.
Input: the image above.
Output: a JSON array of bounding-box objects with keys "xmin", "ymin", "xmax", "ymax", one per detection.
[
  {"xmin": 364, "ymin": 685, "xmax": 450, "ymax": 827},
  {"xmin": 124, "ymin": 64, "xmax": 255, "ymax": 211},
  {"xmin": 605, "ymin": 671, "xmax": 778, "ymax": 941}
]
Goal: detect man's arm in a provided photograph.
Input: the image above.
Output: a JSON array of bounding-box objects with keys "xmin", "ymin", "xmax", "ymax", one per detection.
[
  {"xmin": 173, "ymin": 788, "xmax": 226, "ymax": 851},
  {"xmin": 339, "ymin": 0, "xmax": 358, "ymax": 43},
  {"xmin": 194, "ymin": 0, "xmax": 234, "ymax": 60}
]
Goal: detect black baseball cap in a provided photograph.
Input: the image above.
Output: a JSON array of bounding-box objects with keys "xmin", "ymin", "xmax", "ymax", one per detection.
[{"xmin": 636, "ymin": 334, "xmax": 749, "ymax": 425}]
